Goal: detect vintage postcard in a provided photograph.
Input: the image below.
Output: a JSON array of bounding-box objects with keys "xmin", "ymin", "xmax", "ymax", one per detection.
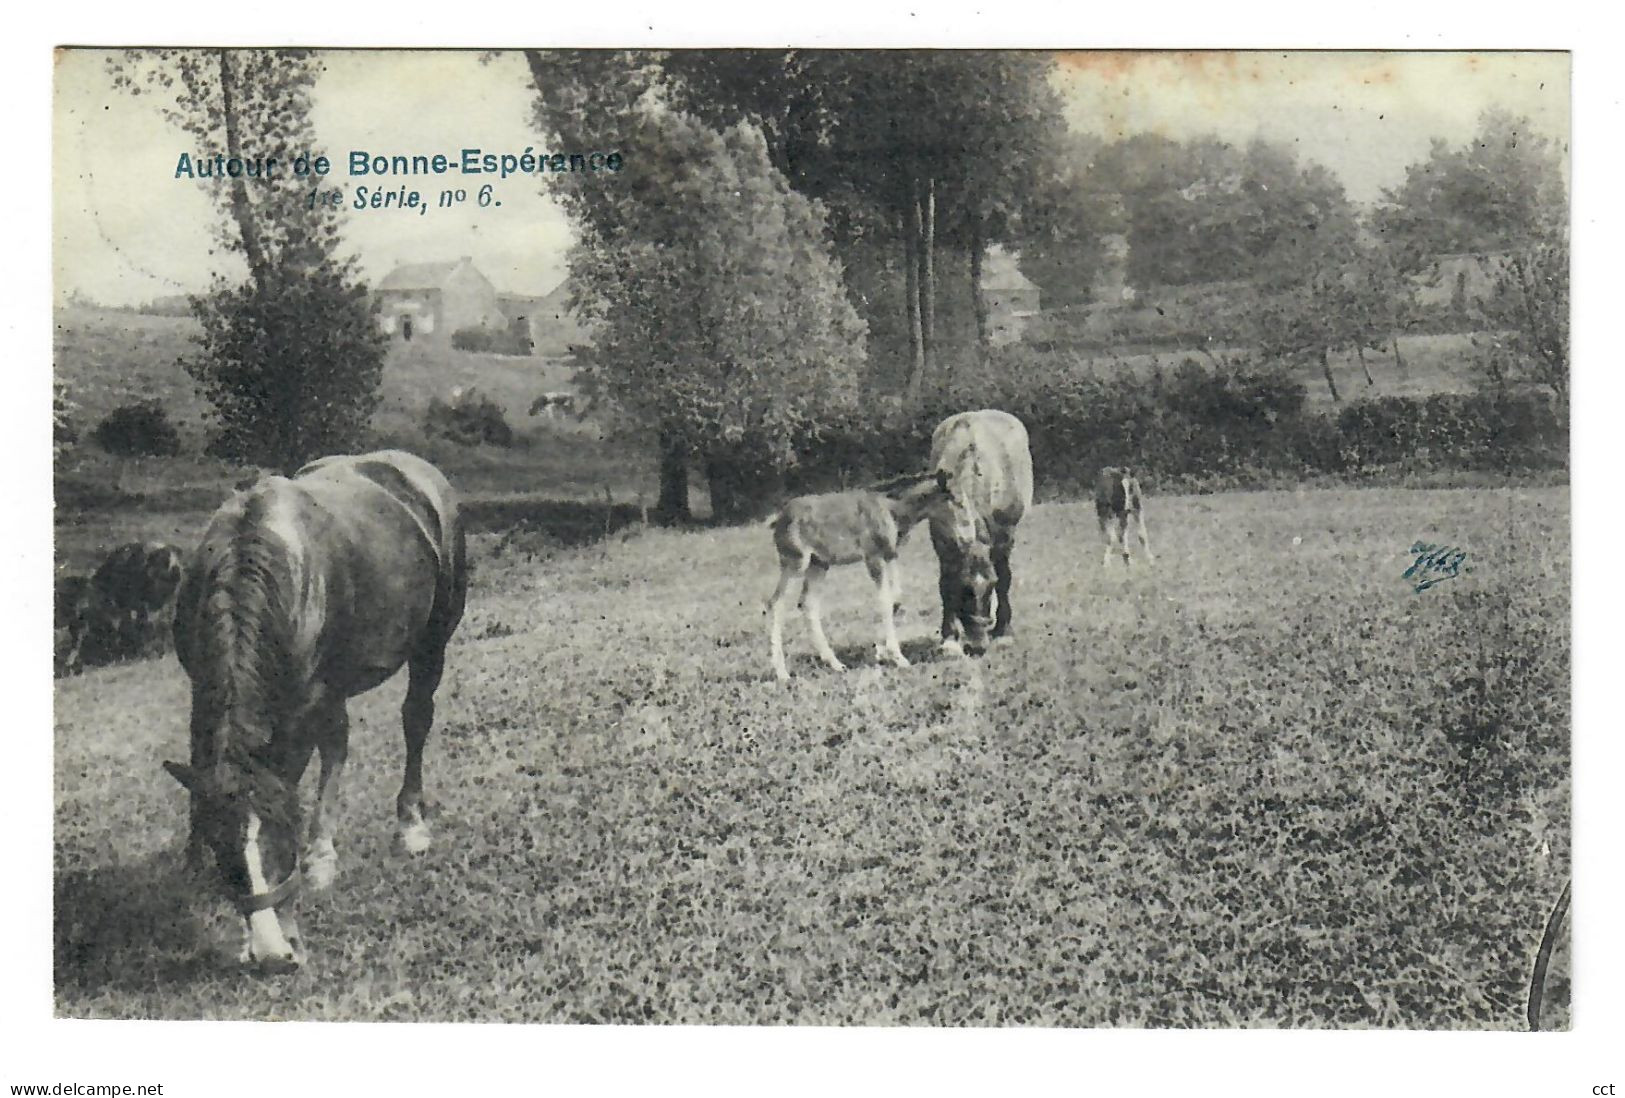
[{"xmin": 50, "ymin": 47, "xmax": 1570, "ymax": 1042}]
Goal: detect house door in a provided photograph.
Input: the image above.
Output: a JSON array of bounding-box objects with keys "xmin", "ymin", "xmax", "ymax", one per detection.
[{"xmin": 402, "ymin": 317, "xmax": 413, "ymax": 342}]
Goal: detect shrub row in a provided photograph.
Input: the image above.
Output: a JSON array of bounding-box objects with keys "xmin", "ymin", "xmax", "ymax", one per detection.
[
  {"xmin": 451, "ymin": 325, "xmax": 533, "ymax": 356},
  {"xmin": 788, "ymin": 353, "xmax": 1567, "ymax": 496}
]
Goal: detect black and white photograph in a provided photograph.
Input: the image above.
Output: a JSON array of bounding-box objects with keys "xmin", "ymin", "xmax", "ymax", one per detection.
[{"xmin": 20, "ymin": 29, "xmax": 1606, "ymax": 1089}]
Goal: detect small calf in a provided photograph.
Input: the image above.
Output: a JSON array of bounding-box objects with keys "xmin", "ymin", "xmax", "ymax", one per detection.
[
  {"xmin": 1095, "ymin": 467, "xmax": 1153, "ymax": 567},
  {"xmin": 766, "ymin": 471, "xmax": 953, "ymax": 682}
]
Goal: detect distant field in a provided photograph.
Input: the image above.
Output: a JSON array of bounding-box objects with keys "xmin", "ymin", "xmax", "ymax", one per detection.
[
  {"xmin": 54, "ymin": 486, "xmax": 1570, "ymax": 1026},
  {"xmin": 53, "ymin": 306, "xmax": 659, "ymax": 574},
  {"xmin": 54, "ymin": 306, "xmax": 584, "ymax": 440}
]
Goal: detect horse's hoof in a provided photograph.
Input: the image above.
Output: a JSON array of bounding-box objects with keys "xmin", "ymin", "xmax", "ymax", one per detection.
[
  {"xmin": 305, "ymin": 851, "xmax": 337, "ymax": 891},
  {"xmin": 397, "ymin": 823, "xmax": 432, "ymax": 855},
  {"xmin": 823, "ymin": 660, "xmax": 847, "ymax": 673},
  {"xmin": 940, "ymin": 638, "xmax": 965, "ymax": 658},
  {"xmin": 892, "ymin": 654, "xmax": 912, "ymax": 669}
]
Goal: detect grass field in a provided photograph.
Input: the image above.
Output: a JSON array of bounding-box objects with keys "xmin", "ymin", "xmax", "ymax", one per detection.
[{"xmin": 53, "ymin": 485, "xmax": 1570, "ymax": 1026}]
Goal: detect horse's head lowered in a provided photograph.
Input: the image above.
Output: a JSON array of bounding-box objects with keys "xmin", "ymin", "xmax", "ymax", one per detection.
[
  {"xmin": 935, "ymin": 489, "xmax": 998, "ymax": 653},
  {"xmin": 163, "ymin": 760, "xmax": 305, "ymax": 972}
]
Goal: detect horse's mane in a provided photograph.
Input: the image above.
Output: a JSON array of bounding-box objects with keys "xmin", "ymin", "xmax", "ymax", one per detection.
[{"xmin": 197, "ymin": 496, "xmax": 301, "ymax": 827}]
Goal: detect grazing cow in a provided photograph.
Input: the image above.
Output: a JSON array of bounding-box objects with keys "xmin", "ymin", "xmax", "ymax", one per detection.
[
  {"xmin": 167, "ymin": 451, "xmax": 468, "ymax": 972},
  {"xmin": 528, "ymin": 391, "xmax": 576, "ymax": 419},
  {"xmin": 929, "ymin": 410, "xmax": 1034, "ymax": 655},
  {"xmin": 765, "ymin": 471, "xmax": 954, "ymax": 681},
  {"xmin": 1095, "ymin": 467, "xmax": 1152, "ymax": 567},
  {"xmin": 56, "ymin": 542, "xmax": 185, "ymax": 674}
]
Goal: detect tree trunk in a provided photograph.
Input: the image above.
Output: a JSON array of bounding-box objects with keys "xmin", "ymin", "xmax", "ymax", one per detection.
[
  {"xmin": 656, "ymin": 427, "xmax": 691, "ymax": 523},
  {"xmin": 1356, "ymin": 344, "xmax": 1375, "ymax": 387},
  {"xmin": 1391, "ymin": 333, "xmax": 1407, "ymax": 375},
  {"xmin": 216, "ymin": 50, "xmax": 269, "ymax": 289},
  {"xmin": 1319, "ymin": 346, "xmax": 1341, "ymax": 403},
  {"xmin": 903, "ymin": 190, "xmax": 925, "ymax": 406},
  {"xmin": 970, "ymin": 216, "xmax": 989, "ymax": 360},
  {"xmin": 705, "ymin": 453, "xmax": 782, "ymax": 525},
  {"xmin": 921, "ymin": 177, "xmax": 936, "ymax": 386},
  {"xmin": 705, "ymin": 454, "xmax": 739, "ymax": 524}
]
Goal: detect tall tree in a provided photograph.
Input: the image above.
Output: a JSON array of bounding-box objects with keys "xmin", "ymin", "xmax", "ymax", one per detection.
[
  {"xmin": 1243, "ymin": 165, "xmax": 1368, "ymax": 401},
  {"xmin": 1473, "ymin": 236, "xmax": 1569, "ymax": 408},
  {"xmin": 109, "ymin": 49, "xmax": 386, "ymax": 470},
  {"xmin": 529, "ymin": 71, "xmax": 866, "ymax": 520},
  {"xmin": 656, "ymin": 51, "xmax": 1066, "ymax": 393},
  {"xmin": 1370, "ymin": 109, "xmax": 1568, "ymax": 259}
]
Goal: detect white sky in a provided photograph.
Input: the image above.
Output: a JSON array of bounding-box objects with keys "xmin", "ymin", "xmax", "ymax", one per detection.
[
  {"xmin": 54, "ymin": 49, "xmax": 1570, "ymax": 307},
  {"xmin": 1053, "ymin": 51, "xmax": 1569, "ymax": 202}
]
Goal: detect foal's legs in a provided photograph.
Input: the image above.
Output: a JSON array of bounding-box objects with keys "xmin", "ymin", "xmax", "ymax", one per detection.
[
  {"xmin": 867, "ymin": 557, "xmax": 910, "ymax": 668},
  {"xmin": 304, "ymin": 694, "xmax": 349, "ymax": 890},
  {"xmin": 1135, "ymin": 507, "xmax": 1155, "ymax": 564},
  {"xmin": 398, "ymin": 645, "xmax": 445, "ymax": 854},
  {"xmin": 767, "ymin": 556, "xmax": 805, "ymax": 682},
  {"xmin": 1114, "ymin": 514, "xmax": 1132, "ymax": 566},
  {"xmin": 801, "ymin": 563, "xmax": 845, "ymax": 672},
  {"xmin": 1098, "ymin": 513, "xmax": 1115, "ymax": 569}
]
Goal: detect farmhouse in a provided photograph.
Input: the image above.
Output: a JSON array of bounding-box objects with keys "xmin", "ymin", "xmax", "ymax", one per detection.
[
  {"xmin": 503, "ymin": 278, "xmax": 592, "ymax": 357},
  {"xmin": 375, "ymin": 256, "xmax": 507, "ymax": 343},
  {"xmin": 981, "ymin": 244, "xmax": 1041, "ymax": 347},
  {"xmin": 975, "ymin": 245, "xmax": 1040, "ymax": 345}
]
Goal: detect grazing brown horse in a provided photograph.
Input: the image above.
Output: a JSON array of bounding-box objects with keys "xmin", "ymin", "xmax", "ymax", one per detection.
[
  {"xmin": 167, "ymin": 450, "xmax": 468, "ymax": 972},
  {"xmin": 928, "ymin": 410, "xmax": 1034, "ymax": 655}
]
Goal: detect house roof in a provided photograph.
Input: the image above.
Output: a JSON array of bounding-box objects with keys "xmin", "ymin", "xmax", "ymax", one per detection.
[{"xmin": 377, "ymin": 257, "xmax": 477, "ymax": 292}]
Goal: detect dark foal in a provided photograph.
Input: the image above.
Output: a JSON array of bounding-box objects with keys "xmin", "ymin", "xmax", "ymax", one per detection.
[{"xmin": 1095, "ymin": 466, "xmax": 1153, "ymax": 567}]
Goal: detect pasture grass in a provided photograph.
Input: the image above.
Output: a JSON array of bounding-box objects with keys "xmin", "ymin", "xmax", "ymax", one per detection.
[{"xmin": 53, "ymin": 486, "xmax": 1570, "ymax": 1026}]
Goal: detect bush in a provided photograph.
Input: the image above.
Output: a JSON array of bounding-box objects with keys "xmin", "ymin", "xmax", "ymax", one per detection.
[
  {"xmin": 783, "ymin": 348, "xmax": 1567, "ymax": 497},
  {"xmin": 89, "ymin": 399, "xmax": 181, "ymax": 457},
  {"xmin": 185, "ymin": 260, "xmax": 388, "ymax": 472},
  {"xmin": 450, "ymin": 325, "xmax": 533, "ymax": 356},
  {"xmin": 424, "ymin": 387, "xmax": 515, "ymax": 448},
  {"xmin": 1336, "ymin": 392, "xmax": 1565, "ymax": 474}
]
